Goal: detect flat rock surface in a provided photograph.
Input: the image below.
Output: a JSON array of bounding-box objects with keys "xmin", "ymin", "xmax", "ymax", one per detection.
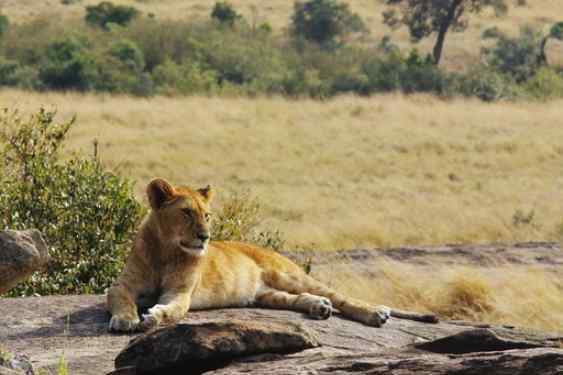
[
  {"xmin": 1, "ymin": 295, "xmax": 562, "ymax": 374},
  {"xmin": 284, "ymin": 242, "xmax": 563, "ymax": 276}
]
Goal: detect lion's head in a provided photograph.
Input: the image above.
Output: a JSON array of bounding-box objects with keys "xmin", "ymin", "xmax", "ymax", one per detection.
[{"xmin": 146, "ymin": 178, "xmax": 214, "ymax": 256}]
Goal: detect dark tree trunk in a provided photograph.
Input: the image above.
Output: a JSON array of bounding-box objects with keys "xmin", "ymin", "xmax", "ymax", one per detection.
[
  {"xmin": 432, "ymin": 0, "xmax": 463, "ymax": 65},
  {"xmin": 538, "ymin": 36, "xmax": 549, "ymax": 66}
]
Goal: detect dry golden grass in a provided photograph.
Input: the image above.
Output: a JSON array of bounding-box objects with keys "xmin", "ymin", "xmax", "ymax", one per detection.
[
  {"xmin": 314, "ymin": 262, "xmax": 563, "ymax": 333},
  {"xmin": 3, "ymin": 89, "xmax": 563, "ymax": 251},
  {"xmin": 1, "ymin": 0, "xmax": 562, "ymax": 69}
]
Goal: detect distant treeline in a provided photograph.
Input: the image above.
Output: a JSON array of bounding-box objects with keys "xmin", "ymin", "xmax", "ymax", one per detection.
[{"xmin": 0, "ymin": 0, "xmax": 561, "ymax": 101}]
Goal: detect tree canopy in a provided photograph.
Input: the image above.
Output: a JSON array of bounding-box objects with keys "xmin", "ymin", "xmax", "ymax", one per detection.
[{"xmin": 383, "ymin": 0, "xmax": 508, "ymax": 64}]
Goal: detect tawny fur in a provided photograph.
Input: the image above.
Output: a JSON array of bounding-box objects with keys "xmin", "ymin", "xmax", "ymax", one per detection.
[{"xmin": 107, "ymin": 178, "xmax": 437, "ymax": 332}]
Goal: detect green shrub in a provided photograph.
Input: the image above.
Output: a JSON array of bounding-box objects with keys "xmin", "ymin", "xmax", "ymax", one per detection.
[
  {"xmin": 0, "ymin": 109, "xmax": 142, "ymax": 296},
  {"xmin": 85, "ymin": 1, "xmax": 139, "ymax": 30},
  {"xmin": 484, "ymin": 26, "xmax": 544, "ymax": 82},
  {"xmin": 291, "ymin": 0, "xmax": 366, "ymax": 49},
  {"xmin": 453, "ymin": 65, "xmax": 521, "ymax": 101},
  {"xmin": 0, "ymin": 14, "xmax": 9, "ymax": 39},
  {"xmin": 109, "ymin": 39, "xmax": 145, "ymax": 72},
  {"xmin": 152, "ymin": 59, "xmax": 218, "ymax": 95},
  {"xmin": 38, "ymin": 36, "xmax": 98, "ymax": 91},
  {"xmin": 213, "ymin": 191, "xmax": 285, "ymax": 251},
  {"xmin": 120, "ymin": 18, "xmax": 200, "ymax": 71},
  {"xmin": 211, "ymin": 1, "xmax": 242, "ymax": 27},
  {"xmin": 198, "ymin": 28, "xmax": 291, "ymax": 94},
  {"xmin": 523, "ymin": 67, "xmax": 563, "ymax": 100},
  {"xmin": 361, "ymin": 49, "xmax": 446, "ymax": 95},
  {"xmin": 481, "ymin": 26, "xmax": 503, "ymax": 39},
  {"xmin": 0, "ymin": 58, "xmax": 18, "ymax": 85}
]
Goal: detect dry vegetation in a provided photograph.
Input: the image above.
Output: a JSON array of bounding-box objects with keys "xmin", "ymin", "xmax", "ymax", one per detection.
[
  {"xmin": 3, "ymin": 90, "xmax": 563, "ymax": 251},
  {"xmin": 314, "ymin": 262, "xmax": 563, "ymax": 333},
  {"xmin": 1, "ymin": 0, "xmax": 562, "ymax": 69}
]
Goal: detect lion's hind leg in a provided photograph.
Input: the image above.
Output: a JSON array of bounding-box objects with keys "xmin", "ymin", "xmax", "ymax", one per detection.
[{"xmin": 255, "ymin": 289, "xmax": 333, "ymax": 320}]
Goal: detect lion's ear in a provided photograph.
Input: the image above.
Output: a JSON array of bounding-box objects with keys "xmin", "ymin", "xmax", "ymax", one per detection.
[
  {"xmin": 198, "ymin": 185, "xmax": 215, "ymax": 203},
  {"xmin": 147, "ymin": 178, "xmax": 176, "ymax": 210}
]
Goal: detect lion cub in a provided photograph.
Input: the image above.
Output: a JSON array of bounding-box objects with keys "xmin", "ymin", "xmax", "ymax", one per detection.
[{"xmin": 107, "ymin": 178, "xmax": 437, "ymax": 332}]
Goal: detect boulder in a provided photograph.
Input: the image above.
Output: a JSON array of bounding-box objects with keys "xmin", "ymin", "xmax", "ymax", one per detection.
[
  {"xmin": 114, "ymin": 320, "xmax": 319, "ymax": 374},
  {"xmin": 0, "ymin": 230, "xmax": 49, "ymax": 294}
]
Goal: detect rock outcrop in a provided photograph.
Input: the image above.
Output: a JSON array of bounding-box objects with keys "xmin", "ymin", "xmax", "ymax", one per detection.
[
  {"xmin": 0, "ymin": 230, "xmax": 49, "ymax": 294},
  {"xmin": 0, "ymin": 295, "xmax": 561, "ymax": 375},
  {"xmin": 114, "ymin": 320, "xmax": 319, "ymax": 374}
]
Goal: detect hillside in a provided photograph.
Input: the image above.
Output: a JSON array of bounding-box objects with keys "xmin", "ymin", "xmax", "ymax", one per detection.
[{"xmin": 1, "ymin": 0, "xmax": 562, "ymax": 69}]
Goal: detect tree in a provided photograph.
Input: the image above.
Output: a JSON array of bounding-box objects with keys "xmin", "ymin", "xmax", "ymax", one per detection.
[
  {"xmin": 484, "ymin": 26, "xmax": 543, "ymax": 82},
  {"xmin": 211, "ymin": 1, "xmax": 242, "ymax": 27},
  {"xmin": 484, "ymin": 22, "xmax": 563, "ymax": 82},
  {"xmin": 538, "ymin": 21, "xmax": 563, "ymax": 66},
  {"xmin": 291, "ymin": 0, "xmax": 366, "ymax": 48},
  {"xmin": 383, "ymin": 0, "xmax": 508, "ymax": 64},
  {"xmin": 85, "ymin": 1, "xmax": 139, "ymax": 30}
]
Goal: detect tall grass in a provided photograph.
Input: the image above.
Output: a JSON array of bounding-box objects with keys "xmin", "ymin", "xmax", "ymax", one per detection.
[
  {"xmin": 315, "ymin": 262, "xmax": 563, "ymax": 332},
  {"xmin": 3, "ymin": 90, "xmax": 562, "ymax": 250}
]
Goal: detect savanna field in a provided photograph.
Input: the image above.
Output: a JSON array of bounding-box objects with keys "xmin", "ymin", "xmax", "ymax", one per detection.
[{"xmin": 1, "ymin": 0, "xmax": 563, "ymax": 333}]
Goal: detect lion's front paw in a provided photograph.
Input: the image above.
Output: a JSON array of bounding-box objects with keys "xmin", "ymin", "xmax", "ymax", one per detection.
[
  {"xmin": 366, "ymin": 305, "xmax": 391, "ymax": 327},
  {"xmin": 108, "ymin": 316, "xmax": 140, "ymax": 332},
  {"xmin": 309, "ymin": 297, "xmax": 333, "ymax": 320},
  {"xmin": 139, "ymin": 304, "xmax": 166, "ymax": 331}
]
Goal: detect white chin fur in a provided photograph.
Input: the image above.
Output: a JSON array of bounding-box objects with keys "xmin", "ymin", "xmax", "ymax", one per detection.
[{"xmin": 179, "ymin": 244, "xmax": 208, "ymax": 256}]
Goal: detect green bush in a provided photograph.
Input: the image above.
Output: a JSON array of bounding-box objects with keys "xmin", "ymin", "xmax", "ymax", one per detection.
[
  {"xmin": 38, "ymin": 36, "xmax": 98, "ymax": 91},
  {"xmin": 120, "ymin": 18, "xmax": 200, "ymax": 71},
  {"xmin": 85, "ymin": 1, "xmax": 139, "ymax": 30},
  {"xmin": 213, "ymin": 191, "xmax": 285, "ymax": 251},
  {"xmin": 452, "ymin": 65, "xmax": 521, "ymax": 101},
  {"xmin": 523, "ymin": 67, "xmax": 563, "ymax": 100},
  {"xmin": 152, "ymin": 59, "xmax": 218, "ymax": 95},
  {"xmin": 211, "ymin": 2, "xmax": 242, "ymax": 27},
  {"xmin": 198, "ymin": 27, "xmax": 291, "ymax": 94},
  {"xmin": 361, "ymin": 49, "xmax": 446, "ymax": 95},
  {"xmin": 0, "ymin": 109, "xmax": 142, "ymax": 296},
  {"xmin": 484, "ymin": 26, "xmax": 544, "ymax": 83},
  {"xmin": 291, "ymin": 0, "xmax": 366, "ymax": 48},
  {"xmin": 0, "ymin": 14, "xmax": 9, "ymax": 39}
]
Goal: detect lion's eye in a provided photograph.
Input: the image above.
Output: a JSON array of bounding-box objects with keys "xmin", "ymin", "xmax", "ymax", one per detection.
[
  {"xmin": 182, "ymin": 208, "xmax": 192, "ymax": 219},
  {"xmin": 205, "ymin": 213, "xmax": 212, "ymax": 222}
]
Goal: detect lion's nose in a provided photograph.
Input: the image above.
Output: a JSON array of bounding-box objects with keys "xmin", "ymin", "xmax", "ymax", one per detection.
[{"xmin": 197, "ymin": 232, "xmax": 210, "ymax": 241}]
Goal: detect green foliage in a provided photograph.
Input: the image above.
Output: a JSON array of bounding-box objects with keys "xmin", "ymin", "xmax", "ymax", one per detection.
[
  {"xmin": 481, "ymin": 26, "xmax": 503, "ymax": 39},
  {"xmin": 362, "ymin": 49, "xmax": 446, "ymax": 94},
  {"xmin": 291, "ymin": 0, "xmax": 366, "ymax": 48},
  {"xmin": 0, "ymin": 109, "xmax": 142, "ymax": 296},
  {"xmin": 549, "ymin": 21, "xmax": 563, "ymax": 40},
  {"xmin": 213, "ymin": 191, "xmax": 285, "ymax": 251},
  {"xmin": 453, "ymin": 65, "xmax": 521, "ymax": 101},
  {"xmin": 211, "ymin": 2, "xmax": 242, "ymax": 27},
  {"xmin": 152, "ymin": 59, "xmax": 218, "ymax": 95},
  {"xmin": 85, "ymin": 1, "xmax": 139, "ymax": 30},
  {"xmin": 484, "ymin": 26, "xmax": 544, "ymax": 82},
  {"xmin": 383, "ymin": 0, "xmax": 508, "ymax": 64},
  {"xmin": 0, "ymin": 14, "xmax": 9, "ymax": 39},
  {"xmin": 523, "ymin": 67, "xmax": 563, "ymax": 100},
  {"xmin": 38, "ymin": 36, "xmax": 98, "ymax": 91},
  {"xmin": 0, "ymin": 10, "xmax": 559, "ymax": 100}
]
